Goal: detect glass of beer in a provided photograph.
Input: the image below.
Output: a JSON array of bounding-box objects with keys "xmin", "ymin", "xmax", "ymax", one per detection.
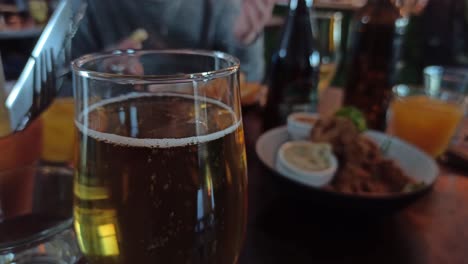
[{"xmin": 71, "ymin": 50, "xmax": 247, "ymax": 263}]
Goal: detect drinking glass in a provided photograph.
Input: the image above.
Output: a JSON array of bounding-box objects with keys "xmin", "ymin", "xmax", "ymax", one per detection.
[
  {"xmin": 388, "ymin": 84, "xmax": 465, "ymax": 157},
  {"xmin": 423, "ymin": 66, "xmax": 468, "ymax": 160},
  {"xmin": 424, "ymin": 66, "xmax": 468, "ymax": 98},
  {"xmin": 312, "ymin": 11, "xmax": 343, "ymax": 95},
  {"xmin": 72, "ymin": 50, "xmax": 248, "ymax": 263},
  {"xmin": 0, "ymin": 164, "xmax": 80, "ymax": 263}
]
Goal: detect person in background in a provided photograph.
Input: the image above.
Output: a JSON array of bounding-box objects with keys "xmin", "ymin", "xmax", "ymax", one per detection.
[
  {"xmin": 235, "ymin": 0, "xmax": 276, "ymax": 45},
  {"xmin": 421, "ymin": 0, "xmax": 467, "ymax": 66},
  {"xmin": 72, "ymin": 0, "xmax": 277, "ymax": 82}
]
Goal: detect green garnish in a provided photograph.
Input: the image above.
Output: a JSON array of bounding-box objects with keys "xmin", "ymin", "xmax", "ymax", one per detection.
[{"xmin": 334, "ymin": 107, "xmax": 367, "ymax": 132}]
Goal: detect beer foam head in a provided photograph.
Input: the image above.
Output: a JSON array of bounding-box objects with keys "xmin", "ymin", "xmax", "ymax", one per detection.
[{"xmin": 76, "ymin": 93, "xmax": 241, "ymax": 148}]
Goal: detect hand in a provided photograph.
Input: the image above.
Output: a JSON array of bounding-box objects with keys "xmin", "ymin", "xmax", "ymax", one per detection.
[
  {"xmin": 234, "ymin": 0, "xmax": 277, "ymax": 45},
  {"xmin": 103, "ymin": 39, "xmax": 144, "ymax": 76},
  {"xmin": 103, "ymin": 29, "xmax": 150, "ymax": 75},
  {"xmin": 410, "ymin": 0, "xmax": 429, "ymax": 15},
  {"xmin": 108, "ymin": 29, "xmax": 148, "ymax": 51},
  {"xmin": 111, "ymin": 38, "xmax": 143, "ymax": 51},
  {"xmin": 397, "ymin": 0, "xmax": 429, "ymax": 15},
  {"xmin": 115, "ymin": 29, "xmax": 149, "ymax": 49}
]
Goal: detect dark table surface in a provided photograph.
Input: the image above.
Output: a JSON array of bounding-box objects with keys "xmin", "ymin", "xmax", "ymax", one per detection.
[{"xmin": 238, "ymin": 91, "xmax": 468, "ymax": 264}]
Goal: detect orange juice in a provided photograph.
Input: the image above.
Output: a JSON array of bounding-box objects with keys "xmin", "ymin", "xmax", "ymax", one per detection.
[
  {"xmin": 390, "ymin": 95, "xmax": 464, "ymax": 157},
  {"xmin": 41, "ymin": 97, "xmax": 76, "ymax": 163}
]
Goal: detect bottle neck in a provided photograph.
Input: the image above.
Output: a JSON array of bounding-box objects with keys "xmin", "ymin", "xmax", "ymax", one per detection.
[
  {"xmin": 288, "ymin": 0, "xmax": 313, "ymax": 13},
  {"xmin": 279, "ymin": 0, "xmax": 318, "ymax": 52}
]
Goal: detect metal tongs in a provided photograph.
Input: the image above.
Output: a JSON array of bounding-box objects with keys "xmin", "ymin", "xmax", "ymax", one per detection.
[{"xmin": 0, "ymin": 0, "xmax": 87, "ymax": 137}]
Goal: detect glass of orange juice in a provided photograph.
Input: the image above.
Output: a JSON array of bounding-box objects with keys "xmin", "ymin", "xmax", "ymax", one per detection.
[{"xmin": 389, "ymin": 85, "xmax": 465, "ymax": 157}]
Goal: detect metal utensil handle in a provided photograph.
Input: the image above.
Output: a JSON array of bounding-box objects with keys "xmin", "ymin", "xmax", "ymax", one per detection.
[{"xmin": 3, "ymin": 0, "xmax": 87, "ymax": 135}]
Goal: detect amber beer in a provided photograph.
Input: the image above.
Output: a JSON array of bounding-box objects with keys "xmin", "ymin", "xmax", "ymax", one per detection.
[
  {"xmin": 343, "ymin": 0, "xmax": 407, "ymax": 130},
  {"xmin": 74, "ymin": 93, "xmax": 247, "ymax": 263}
]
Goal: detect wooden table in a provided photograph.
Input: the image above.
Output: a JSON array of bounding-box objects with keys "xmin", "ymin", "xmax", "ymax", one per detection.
[{"xmin": 238, "ymin": 89, "xmax": 468, "ymax": 264}]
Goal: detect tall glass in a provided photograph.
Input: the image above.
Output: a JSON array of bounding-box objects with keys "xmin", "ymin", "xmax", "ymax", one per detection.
[
  {"xmin": 312, "ymin": 11, "xmax": 343, "ymax": 95},
  {"xmin": 424, "ymin": 66, "xmax": 468, "ymax": 97},
  {"xmin": 72, "ymin": 50, "xmax": 247, "ymax": 263},
  {"xmin": 423, "ymin": 66, "xmax": 468, "ymax": 159}
]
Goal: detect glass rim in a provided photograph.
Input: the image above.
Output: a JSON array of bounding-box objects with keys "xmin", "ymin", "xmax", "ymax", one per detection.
[
  {"xmin": 393, "ymin": 84, "xmax": 422, "ymax": 93},
  {"xmin": 424, "ymin": 65, "xmax": 468, "ymax": 80},
  {"xmin": 71, "ymin": 49, "xmax": 240, "ymax": 84},
  {"xmin": 0, "ymin": 219, "xmax": 73, "ymax": 253},
  {"xmin": 392, "ymin": 84, "xmax": 466, "ymax": 104},
  {"xmin": 0, "ymin": 164, "xmax": 74, "ymax": 251}
]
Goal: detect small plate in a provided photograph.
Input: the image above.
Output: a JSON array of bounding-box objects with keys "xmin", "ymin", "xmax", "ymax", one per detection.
[{"xmin": 255, "ymin": 127, "xmax": 440, "ymax": 212}]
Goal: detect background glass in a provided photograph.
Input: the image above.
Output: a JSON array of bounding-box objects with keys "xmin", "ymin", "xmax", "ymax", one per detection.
[
  {"xmin": 0, "ymin": 164, "xmax": 79, "ymax": 263},
  {"xmin": 72, "ymin": 50, "xmax": 247, "ymax": 263},
  {"xmin": 263, "ymin": 9, "xmax": 344, "ymax": 92},
  {"xmin": 388, "ymin": 84, "xmax": 465, "ymax": 157},
  {"xmin": 312, "ymin": 11, "xmax": 343, "ymax": 95},
  {"xmin": 424, "ymin": 66, "xmax": 468, "ymax": 99},
  {"xmin": 424, "ymin": 66, "xmax": 468, "ymax": 162}
]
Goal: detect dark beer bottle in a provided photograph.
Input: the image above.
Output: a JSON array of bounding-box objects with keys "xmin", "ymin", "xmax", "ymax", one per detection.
[
  {"xmin": 264, "ymin": 0, "xmax": 320, "ymax": 128},
  {"xmin": 343, "ymin": 0, "xmax": 408, "ymax": 131}
]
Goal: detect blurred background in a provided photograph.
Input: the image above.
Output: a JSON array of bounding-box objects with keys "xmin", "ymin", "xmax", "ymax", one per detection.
[
  {"xmin": 1, "ymin": 0, "xmax": 59, "ymax": 80},
  {"xmin": 2, "ymin": 0, "xmax": 467, "ymax": 83},
  {"xmin": 265, "ymin": 0, "xmax": 468, "ymax": 87},
  {"xmin": 1, "ymin": 0, "xmax": 468, "ymax": 262},
  {"xmin": 2, "ymin": 0, "xmax": 468, "ymax": 214}
]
